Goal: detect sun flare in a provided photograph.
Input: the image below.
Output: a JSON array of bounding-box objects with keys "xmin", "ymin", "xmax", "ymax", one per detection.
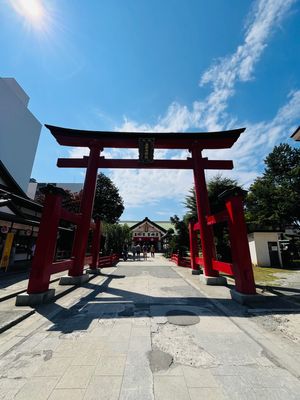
[{"xmin": 10, "ymin": 0, "xmax": 45, "ymax": 26}]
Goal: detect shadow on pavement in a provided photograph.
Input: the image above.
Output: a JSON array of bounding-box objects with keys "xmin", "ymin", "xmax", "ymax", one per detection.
[{"xmin": 32, "ymin": 267, "xmax": 300, "ymax": 335}]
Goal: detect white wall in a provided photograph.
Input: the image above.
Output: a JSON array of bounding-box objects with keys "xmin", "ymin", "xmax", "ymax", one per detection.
[
  {"xmin": 248, "ymin": 235, "xmax": 258, "ymax": 265},
  {"xmin": 248, "ymin": 232, "xmax": 280, "ymax": 266},
  {"xmin": 26, "ymin": 182, "xmax": 38, "ymax": 199},
  {"xmin": 0, "ymin": 78, "xmax": 41, "ymax": 192}
]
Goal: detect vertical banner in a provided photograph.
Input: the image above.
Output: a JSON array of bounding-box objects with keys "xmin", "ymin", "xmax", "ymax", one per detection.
[{"xmin": 0, "ymin": 232, "xmax": 14, "ymax": 271}]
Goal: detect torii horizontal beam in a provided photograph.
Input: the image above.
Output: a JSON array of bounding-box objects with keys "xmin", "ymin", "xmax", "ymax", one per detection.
[
  {"xmin": 45, "ymin": 124, "xmax": 245, "ymax": 150},
  {"xmin": 57, "ymin": 157, "xmax": 234, "ymax": 170}
]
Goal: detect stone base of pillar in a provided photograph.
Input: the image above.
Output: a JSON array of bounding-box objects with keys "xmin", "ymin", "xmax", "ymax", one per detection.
[
  {"xmin": 86, "ymin": 268, "xmax": 102, "ymax": 275},
  {"xmin": 200, "ymin": 274, "xmax": 227, "ymax": 286},
  {"xmin": 191, "ymin": 269, "xmax": 201, "ymax": 275},
  {"xmin": 15, "ymin": 289, "xmax": 55, "ymax": 306},
  {"xmin": 230, "ymin": 289, "xmax": 260, "ymax": 305},
  {"xmin": 59, "ymin": 274, "xmax": 90, "ymax": 286}
]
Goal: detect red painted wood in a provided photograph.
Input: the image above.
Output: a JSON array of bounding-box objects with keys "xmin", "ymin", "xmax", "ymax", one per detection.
[
  {"xmin": 225, "ymin": 195, "xmax": 256, "ymax": 294},
  {"xmin": 192, "ymin": 148, "xmax": 219, "ymax": 277},
  {"xmin": 206, "ymin": 210, "xmax": 228, "ymax": 226},
  {"xmin": 203, "ymin": 160, "xmax": 233, "ymax": 170},
  {"xmin": 170, "ymin": 254, "xmax": 191, "ymax": 268},
  {"xmin": 189, "ymin": 222, "xmax": 199, "ymax": 272},
  {"xmin": 52, "ymin": 136, "xmax": 241, "ymax": 150},
  {"xmin": 212, "ymin": 260, "xmax": 233, "ymax": 275},
  {"xmin": 195, "ymin": 256, "xmax": 204, "ymax": 266},
  {"xmin": 60, "ymin": 209, "xmax": 82, "ymax": 225},
  {"xmin": 46, "ymin": 124, "xmax": 244, "ymax": 150},
  {"xmin": 193, "ymin": 222, "xmax": 200, "ymax": 231},
  {"xmin": 27, "ymin": 194, "xmax": 63, "ymax": 294},
  {"xmin": 69, "ymin": 146, "xmax": 101, "ymax": 277},
  {"xmin": 52, "ymin": 259, "xmax": 74, "ymax": 274},
  {"xmin": 90, "ymin": 220, "xmax": 101, "ymax": 269},
  {"xmin": 98, "ymin": 254, "xmax": 119, "ymax": 267},
  {"xmin": 57, "ymin": 158, "xmax": 234, "ymax": 170}
]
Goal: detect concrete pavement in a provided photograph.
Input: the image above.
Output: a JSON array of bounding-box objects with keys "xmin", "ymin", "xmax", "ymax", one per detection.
[{"xmin": 0, "ymin": 255, "xmax": 299, "ymax": 399}]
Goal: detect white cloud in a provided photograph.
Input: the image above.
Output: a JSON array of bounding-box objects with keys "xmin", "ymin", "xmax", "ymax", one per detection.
[
  {"xmin": 110, "ymin": 168, "xmax": 193, "ymax": 208},
  {"xmin": 68, "ymin": 0, "xmax": 298, "ymax": 212}
]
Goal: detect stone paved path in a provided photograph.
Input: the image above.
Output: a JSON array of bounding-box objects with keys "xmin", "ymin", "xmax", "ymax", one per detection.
[{"xmin": 0, "ymin": 255, "xmax": 299, "ymax": 399}]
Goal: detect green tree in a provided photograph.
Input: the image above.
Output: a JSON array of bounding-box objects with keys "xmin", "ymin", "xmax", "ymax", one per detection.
[
  {"xmin": 35, "ymin": 174, "xmax": 124, "ymax": 224},
  {"xmin": 185, "ymin": 174, "xmax": 239, "ymax": 219},
  {"xmin": 184, "ymin": 175, "xmax": 240, "ymax": 261},
  {"xmin": 102, "ymin": 223, "xmax": 131, "ymax": 255},
  {"xmin": 93, "ymin": 173, "xmax": 124, "ymax": 223},
  {"xmin": 246, "ymin": 144, "xmax": 300, "ymax": 229},
  {"xmin": 167, "ymin": 215, "xmax": 190, "ymax": 257}
]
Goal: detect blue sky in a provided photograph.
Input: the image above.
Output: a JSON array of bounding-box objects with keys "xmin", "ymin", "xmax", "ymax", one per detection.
[{"xmin": 1, "ymin": 0, "xmax": 299, "ymax": 221}]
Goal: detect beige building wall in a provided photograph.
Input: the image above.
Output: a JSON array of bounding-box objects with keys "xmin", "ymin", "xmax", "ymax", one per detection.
[{"xmin": 248, "ymin": 232, "xmax": 281, "ymax": 267}]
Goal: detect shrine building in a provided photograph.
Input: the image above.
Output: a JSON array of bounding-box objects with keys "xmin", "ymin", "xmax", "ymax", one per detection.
[{"xmin": 120, "ymin": 217, "xmax": 174, "ymax": 251}]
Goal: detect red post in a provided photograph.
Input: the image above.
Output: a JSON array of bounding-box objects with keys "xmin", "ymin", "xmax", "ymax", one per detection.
[
  {"xmin": 188, "ymin": 221, "xmax": 200, "ymax": 274},
  {"xmin": 90, "ymin": 219, "xmax": 101, "ymax": 269},
  {"xmin": 69, "ymin": 145, "xmax": 101, "ymax": 276},
  {"xmin": 28, "ymin": 192, "xmax": 63, "ymax": 294},
  {"xmin": 225, "ymin": 194, "xmax": 256, "ymax": 294},
  {"xmin": 191, "ymin": 148, "xmax": 218, "ymax": 277}
]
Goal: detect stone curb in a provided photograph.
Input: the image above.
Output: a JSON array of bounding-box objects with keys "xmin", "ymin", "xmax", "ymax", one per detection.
[{"xmin": 0, "ymin": 310, "xmax": 35, "ymax": 334}]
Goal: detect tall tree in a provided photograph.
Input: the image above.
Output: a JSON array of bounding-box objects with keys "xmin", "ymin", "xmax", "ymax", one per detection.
[
  {"xmin": 246, "ymin": 144, "xmax": 300, "ymax": 229},
  {"xmin": 185, "ymin": 174, "xmax": 239, "ymax": 218},
  {"xmin": 35, "ymin": 174, "xmax": 124, "ymax": 224},
  {"xmin": 102, "ymin": 223, "xmax": 131, "ymax": 255},
  {"xmin": 93, "ymin": 173, "xmax": 124, "ymax": 223}
]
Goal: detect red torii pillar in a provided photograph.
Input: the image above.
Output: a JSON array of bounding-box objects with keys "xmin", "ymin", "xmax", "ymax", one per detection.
[
  {"xmin": 191, "ymin": 147, "xmax": 224, "ymax": 282},
  {"xmin": 67, "ymin": 145, "xmax": 101, "ymax": 280},
  {"xmin": 188, "ymin": 221, "xmax": 200, "ymax": 274}
]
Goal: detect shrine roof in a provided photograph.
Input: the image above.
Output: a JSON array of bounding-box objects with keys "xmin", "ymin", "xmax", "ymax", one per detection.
[
  {"xmin": 45, "ymin": 124, "xmax": 245, "ymax": 150},
  {"xmin": 119, "ymin": 218, "xmax": 174, "ymax": 232}
]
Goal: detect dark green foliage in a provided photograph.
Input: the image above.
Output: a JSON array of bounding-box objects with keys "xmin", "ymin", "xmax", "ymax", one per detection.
[
  {"xmin": 166, "ymin": 215, "xmax": 189, "ymax": 257},
  {"xmin": 93, "ymin": 173, "xmax": 124, "ymax": 223},
  {"xmin": 103, "ymin": 223, "xmax": 131, "ymax": 255},
  {"xmin": 36, "ymin": 174, "xmax": 124, "ymax": 224},
  {"xmin": 246, "ymin": 144, "xmax": 300, "ymax": 229},
  {"xmin": 184, "ymin": 174, "xmax": 239, "ymax": 219}
]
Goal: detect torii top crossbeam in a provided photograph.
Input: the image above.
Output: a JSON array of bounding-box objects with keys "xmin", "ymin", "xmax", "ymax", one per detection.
[
  {"xmin": 46, "ymin": 124, "xmax": 245, "ymax": 170},
  {"xmin": 46, "ymin": 124, "xmax": 244, "ymax": 149}
]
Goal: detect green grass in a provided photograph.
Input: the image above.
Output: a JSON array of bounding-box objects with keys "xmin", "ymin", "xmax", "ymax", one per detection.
[{"xmin": 253, "ymin": 265, "xmax": 296, "ymax": 285}]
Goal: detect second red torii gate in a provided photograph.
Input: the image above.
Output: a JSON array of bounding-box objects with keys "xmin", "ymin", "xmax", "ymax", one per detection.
[{"xmin": 45, "ymin": 124, "xmax": 254, "ymax": 288}]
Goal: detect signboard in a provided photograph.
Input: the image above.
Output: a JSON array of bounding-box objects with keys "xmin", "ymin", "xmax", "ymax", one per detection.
[
  {"xmin": 139, "ymin": 138, "xmax": 154, "ymax": 163},
  {"xmin": 0, "ymin": 232, "xmax": 14, "ymax": 271}
]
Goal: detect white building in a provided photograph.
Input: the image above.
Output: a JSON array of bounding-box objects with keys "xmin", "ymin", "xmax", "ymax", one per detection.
[
  {"xmin": 120, "ymin": 218, "xmax": 174, "ymax": 252},
  {"xmin": 248, "ymin": 232, "xmax": 282, "ymax": 267},
  {"xmin": 0, "ymin": 78, "xmax": 42, "ymax": 192}
]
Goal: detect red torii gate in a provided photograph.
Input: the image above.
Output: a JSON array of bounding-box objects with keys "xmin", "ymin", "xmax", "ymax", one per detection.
[{"xmin": 17, "ymin": 125, "xmax": 256, "ymax": 305}]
